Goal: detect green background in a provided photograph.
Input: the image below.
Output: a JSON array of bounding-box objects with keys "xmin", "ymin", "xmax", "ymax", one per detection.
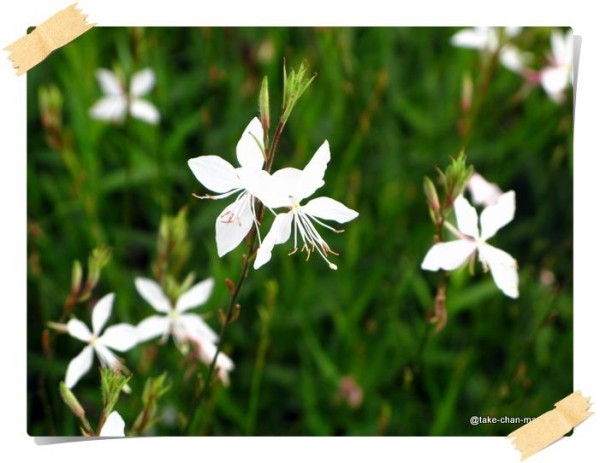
[{"xmin": 27, "ymin": 27, "xmax": 573, "ymax": 436}]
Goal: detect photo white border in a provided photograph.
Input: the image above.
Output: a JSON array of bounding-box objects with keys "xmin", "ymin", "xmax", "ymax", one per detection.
[{"xmin": 1, "ymin": 1, "xmax": 597, "ymax": 462}]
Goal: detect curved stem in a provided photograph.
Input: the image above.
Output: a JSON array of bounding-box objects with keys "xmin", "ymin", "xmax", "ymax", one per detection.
[{"xmin": 186, "ymin": 108, "xmax": 289, "ymax": 434}]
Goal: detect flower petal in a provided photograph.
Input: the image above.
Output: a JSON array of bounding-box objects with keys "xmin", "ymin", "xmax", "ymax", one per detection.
[
  {"xmin": 467, "ymin": 173, "xmax": 503, "ymax": 207},
  {"xmin": 101, "ymin": 324, "xmax": 139, "ymax": 352},
  {"xmin": 67, "ymin": 318, "xmax": 92, "ymax": 343},
  {"xmin": 100, "ymin": 411, "xmax": 125, "ymax": 437},
  {"xmin": 240, "ymin": 168, "xmax": 296, "ymax": 209},
  {"xmin": 258, "ymin": 140, "xmax": 332, "ymax": 207},
  {"xmin": 130, "ymin": 99, "xmax": 160, "ymax": 125},
  {"xmin": 130, "ymin": 68, "xmax": 156, "ymax": 97},
  {"xmin": 178, "ymin": 314, "xmax": 218, "ymax": 344},
  {"xmin": 96, "ymin": 69, "xmax": 122, "ymax": 96},
  {"xmin": 136, "ymin": 315, "xmax": 170, "ymax": 343},
  {"xmin": 479, "ymin": 244, "xmax": 519, "ymax": 298},
  {"xmin": 188, "ymin": 155, "xmax": 241, "ymax": 194},
  {"xmin": 451, "ymin": 27, "xmax": 493, "ymax": 50},
  {"xmin": 302, "ymin": 197, "xmax": 359, "ymax": 223},
  {"xmin": 551, "ymin": 30, "xmax": 573, "ymax": 67},
  {"xmin": 65, "ymin": 345, "xmax": 94, "ymax": 389},
  {"xmin": 215, "ymin": 193, "xmax": 255, "ymax": 257},
  {"xmin": 254, "ymin": 213, "xmax": 293, "ymax": 269},
  {"xmin": 302, "ymin": 140, "xmax": 330, "ymax": 187},
  {"xmin": 92, "ymin": 293, "xmax": 115, "ymax": 335},
  {"xmin": 480, "ymin": 190, "xmax": 515, "ymax": 241},
  {"xmin": 176, "ymin": 278, "xmax": 215, "ymax": 313},
  {"xmin": 90, "ymin": 96, "xmax": 127, "ymax": 122},
  {"xmin": 191, "ymin": 337, "xmax": 234, "ymax": 385},
  {"xmin": 289, "ymin": 141, "xmax": 332, "ymax": 200},
  {"xmin": 235, "ymin": 117, "xmax": 265, "ymax": 170},
  {"xmin": 421, "ymin": 239, "xmax": 476, "ymax": 271},
  {"xmin": 500, "ymin": 45, "xmax": 528, "ymax": 74},
  {"xmin": 453, "ymin": 195, "xmax": 479, "ymax": 238},
  {"xmin": 541, "ymin": 67, "xmax": 569, "ymax": 102},
  {"xmin": 505, "ymin": 27, "xmax": 522, "ymax": 38},
  {"xmin": 94, "ymin": 344, "xmax": 121, "ymax": 369},
  {"xmin": 268, "ymin": 166, "xmax": 325, "ymax": 204},
  {"xmin": 135, "ymin": 277, "xmax": 171, "ymax": 313}
]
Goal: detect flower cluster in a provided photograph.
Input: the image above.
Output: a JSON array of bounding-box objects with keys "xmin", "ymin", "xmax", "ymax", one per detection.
[
  {"xmin": 65, "ymin": 293, "xmax": 138, "ymax": 389},
  {"xmin": 451, "ymin": 27, "xmax": 529, "ymax": 74},
  {"xmin": 188, "ymin": 118, "xmax": 359, "ymax": 270},
  {"xmin": 63, "ymin": 275, "xmax": 231, "ymax": 389},
  {"xmin": 422, "ymin": 175, "xmax": 519, "ymax": 299},
  {"xmin": 451, "ymin": 27, "xmax": 574, "ymax": 104},
  {"xmin": 135, "ymin": 277, "xmax": 233, "ymax": 384},
  {"xmin": 90, "ymin": 68, "xmax": 160, "ymax": 124},
  {"xmin": 539, "ymin": 30, "xmax": 573, "ymax": 103}
]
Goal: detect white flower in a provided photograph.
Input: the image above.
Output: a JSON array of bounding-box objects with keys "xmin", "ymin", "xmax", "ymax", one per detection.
[
  {"xmin": 65, "ymin": 294, "xmax": 138, "ymax": 389},
  {"xmin": 135, "ymin": 277, "xmax": 234, "ymax": 383},
  {"xmin": 540, "ymin": 29, "xmax": 573, "ymax": 103},
  {"xmin": 245, "ymin": 141, "xmax": 359, "ymax": 270},
  {"xmin": 99, "ymin": 411, "xmax": 125, "ymax": 437},
  {"xmin": 467, "ymin": 172, "xmax": 503, "ymax": 207},
  {"xmin": 451, "ymin": 27, "xmax": 529, "ymax": 74},
  {"xmin": 90, "ymin": 68, "xmax": 160, "ymax": 124},
  {"xmin": 187, "ymin": 118, "xmax": 265, "ymax": 257},
  {"xmin": 421, "ymin": 192, "xmax": 519, "ymax": 298}
]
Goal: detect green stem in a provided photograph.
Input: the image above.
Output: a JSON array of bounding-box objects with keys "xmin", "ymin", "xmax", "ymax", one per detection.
[
  {"xmin": 245, "ymin": 287, "xmax": 276, "ymax": 435},
  {"xmin": 460, "ymin": 48, "xmax": 502, "ymax": 149},
  {"xmin": 186, "ymin": 109, "xmax": 287, "ymax": 435}
]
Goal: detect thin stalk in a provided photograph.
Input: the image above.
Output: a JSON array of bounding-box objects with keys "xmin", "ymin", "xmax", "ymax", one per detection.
[
  {"xmin": 245, "ymin": 286, "xmax": 276, "ymax": 435},
  {"xmin": 460, "ymin": 48, "xmax": 502, "ymax": 149},
  {"xmin": 185, "ymin": 250, "xmax": 253, "ymax": 434},
  {"xmin": 186, "ymin": 107, "xmax": 287, "ymax": 434}
]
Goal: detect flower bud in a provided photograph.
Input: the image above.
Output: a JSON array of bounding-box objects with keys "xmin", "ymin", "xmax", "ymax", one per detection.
[
  {"xmin": 71, "ymin": 260, "xmax": 82, "ymax": 295},
  {"xmin": 423, "ymin": 176, "xmax": 440, "ymax": 213},
  {"xmin": 259, "ymin": 76, "xmax": 270, "ymax": 132},
  {"xmin": 60, "ymin": 382, "xmax": 85, "ymax": 419}
]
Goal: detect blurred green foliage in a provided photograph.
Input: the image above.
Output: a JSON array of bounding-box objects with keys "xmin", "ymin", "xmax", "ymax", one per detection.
[{"xmin": 27, "ymin": 27, "xmax": 572, "ymax": 436}]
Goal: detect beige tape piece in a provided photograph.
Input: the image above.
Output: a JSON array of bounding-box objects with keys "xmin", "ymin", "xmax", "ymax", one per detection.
[
  {"xmin": 508, "ymin": 391, "xmax": 593, "ymax": 461},
  {"xmin": 4, "ymin": 3, "xmax": 94, "ymax": 76}
]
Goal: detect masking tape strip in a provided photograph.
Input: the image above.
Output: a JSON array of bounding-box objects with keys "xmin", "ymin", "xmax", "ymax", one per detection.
[
  {"xmin": 4, "ymin": 3, "xmax": 94, "ymax": 76},
  {"xmin": 508, "ymin": 391, "xmax": 593, "ymax": 461}
]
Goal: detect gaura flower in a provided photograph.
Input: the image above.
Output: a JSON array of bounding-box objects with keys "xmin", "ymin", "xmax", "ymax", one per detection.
[
  {"xmin": 540, "ymin": 29, "xmax": 573, "ymax": 103},
  {"xmin": 99, "ymin": 411, "xmax": 125, "ymax": 437},
  {"xmin": 187, "ymin": 118, "xmax": 265, "ymax": 257},
  {"xmin": 244, "ymin": 141, "xmax": 359, "ymax": 270},
  {"xmin": 466, "ymin": 172, "xmax": 503, "ymax": 207},
  {"xmin": 451, "ymin": 27, "xmax": 529, "ymax": 74},
  {"xmin": 135, "ymin": 277, "xmax": 234, "ymax": 384},
  {"xmin": 421, "ymin": 191, "xmax": 519, "ymax": 298},
  {"xmin": 65, "ymin": 293, "xmax": 138, "ymax": 389},
  {"xmin": 90, "ymin": 68, "xmax": 160, "ymax": 124}
]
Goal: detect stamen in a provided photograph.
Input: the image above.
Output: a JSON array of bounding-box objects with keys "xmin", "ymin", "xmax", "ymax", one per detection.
[{"xmin": 290, "ymin": 209, "xmax": 339, "ymax": 269}]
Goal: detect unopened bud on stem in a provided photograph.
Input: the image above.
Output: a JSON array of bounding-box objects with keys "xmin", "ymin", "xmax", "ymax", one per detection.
[
  {"xmin": 259, "ymin": 76, "xmax": 270, "ymax": 133},
  {"xmin": 423, "ymin": 176, "xmax": 440, "ymax": 213},
  {"xmin": 60, "ymin": 382, "xmax": 92, "ymax": 433}
]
